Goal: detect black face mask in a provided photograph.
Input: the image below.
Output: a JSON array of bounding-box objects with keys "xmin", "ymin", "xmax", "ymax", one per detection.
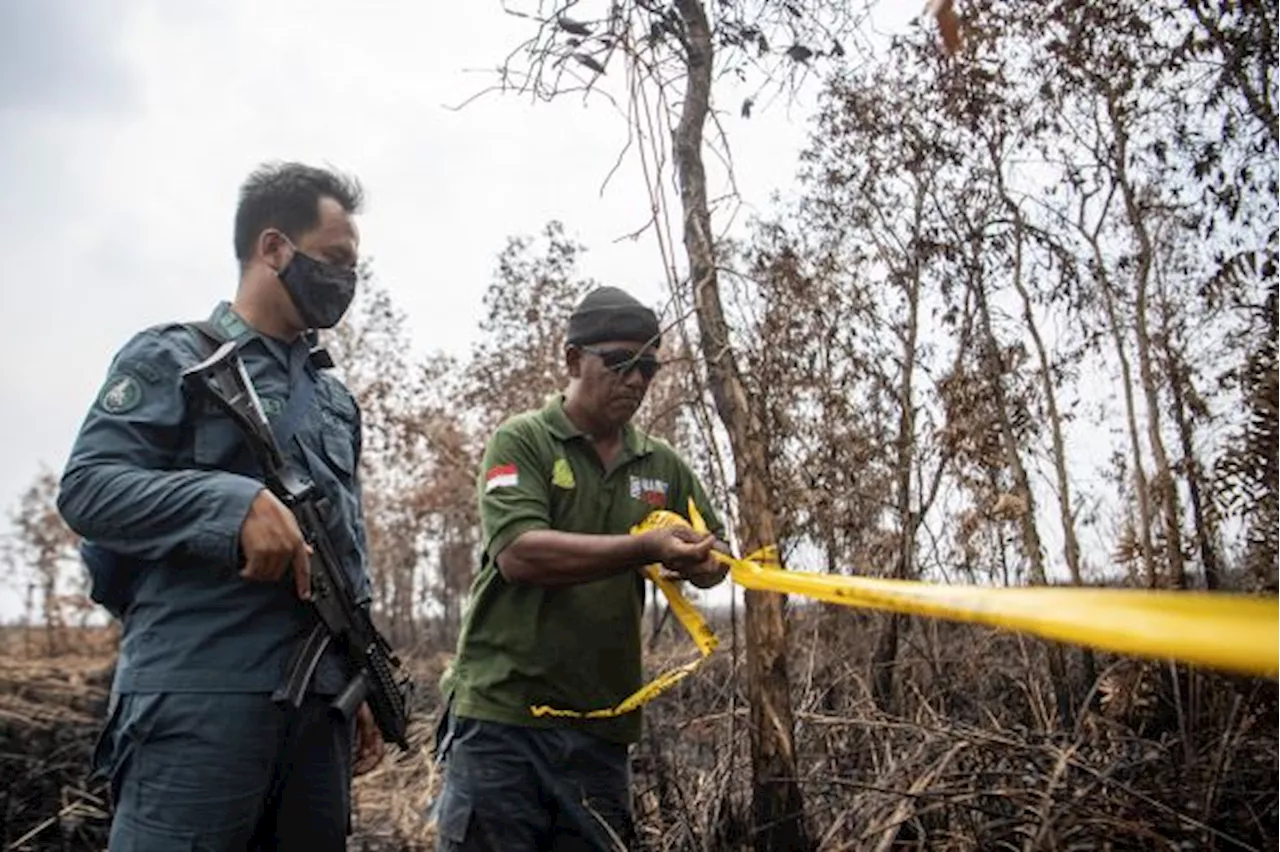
[{"xmin": 278, "ymin": 248, "xmax": 357, "ymax": 330}]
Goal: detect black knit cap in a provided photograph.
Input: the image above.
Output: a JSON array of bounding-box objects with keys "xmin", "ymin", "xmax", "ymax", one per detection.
[{"xmin": 566, "ymin": 286, "xmax": 662, "ymax": 348}]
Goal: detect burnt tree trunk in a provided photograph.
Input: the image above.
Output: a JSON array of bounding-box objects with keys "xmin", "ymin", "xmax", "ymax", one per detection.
[
  {"xmin": 1107, "ymin": 89, "xmax": 1188, "ymax": 590},
  {"xmin": 671, "ymin": 2, "xmax": 810, "ymax": 849},
  {"xmin": 970, "ymin": 241, "xmax": 1074, "ymax": 727},
  {"xmin": 1154, "ymin": 250, "xmax": 1221, "ymax": 589},
  {"xmin": 1086, "ymin": 187, "xmax": 1158, "ymax": 588},
  {"xmin": 1006, "ymin": 216, "xmax": 1098, "ymax": 697},
  {"xmin": 871, "ymin": 179, "xmax": 925, "ymax": 711}
]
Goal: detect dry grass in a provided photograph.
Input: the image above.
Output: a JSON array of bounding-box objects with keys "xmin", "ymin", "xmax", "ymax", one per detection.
[
  {"xmin": 349, "ymin": 652, "xmax": 451, "ymax": 851},
  {"xmin": 0, "ymin": 639, "xmax": 114, "ymax": 851},
  {"xmin": 0, "ymin": 629, "xmax": 452, "ymax": 852},
  {"xmin": 629, "ymin": 607, "xmax": 1279, "ymax": 851},
  {"xmin": 1, "ymin": 617, "xmax": 1276, "ymax": 851}
]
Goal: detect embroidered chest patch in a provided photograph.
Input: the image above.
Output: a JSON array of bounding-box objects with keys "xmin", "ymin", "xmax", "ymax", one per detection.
[
  {"xmin": 551, "ymin": 458, "xmax": 576, "ymax": 490},
  {"xmin": 260, "ymin": 396, "xmax": 284, "ymax": 419},
  {"xmin": 629, "ymin": 475, "xmax": 669, "ymax": 508}
]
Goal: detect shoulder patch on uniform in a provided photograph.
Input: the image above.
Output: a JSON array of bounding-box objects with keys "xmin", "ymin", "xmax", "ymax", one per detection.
[
  {"xmin": 551, "ymin": 457, "xmax": 576, "ymax": 490},
  {"xmin": 97, "ymin": 372, "xmax": 144, "ymax": 414}
]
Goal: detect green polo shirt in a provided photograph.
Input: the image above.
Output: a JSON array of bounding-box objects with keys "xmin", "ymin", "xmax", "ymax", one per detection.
[{"xmin": 445, "ymin": 394, "xmax": 724, "ymax": 744}]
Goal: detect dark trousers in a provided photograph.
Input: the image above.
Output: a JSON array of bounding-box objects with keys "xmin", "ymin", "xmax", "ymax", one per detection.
[
  {"xmin": 94, "ymin": 692, "xmax": 353, "ymax": 851},
  {"xmin": 434, "ymin": 716, "xmax": 635, "ymax": 851}
]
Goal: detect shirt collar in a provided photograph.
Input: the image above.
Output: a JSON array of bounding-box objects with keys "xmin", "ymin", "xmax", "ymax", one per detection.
[
  {"xmin": 209, "ymin": 301, "xmax": 307, "ymax": 370},
  {"xmin": 541, "ymin": 394, "xmax": 653, "ymax": 458}
]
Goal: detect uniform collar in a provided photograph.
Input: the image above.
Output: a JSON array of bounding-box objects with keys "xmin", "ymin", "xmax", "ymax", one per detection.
[
  {"xmin": 209, "ymin": 301, "xmax": 309, "ymax": 371},
  {"xmin": 541, "ymin": 394, "xmax": 652, "ymax": 457},
  {"xmin": 210, "ymin": 301, "xmax": 254, "ymax": 342}
]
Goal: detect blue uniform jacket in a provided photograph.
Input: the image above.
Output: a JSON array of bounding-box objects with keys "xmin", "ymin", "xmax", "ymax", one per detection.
[{"xmin": 57, "ymin": 302, "xmax": 371, "ymax": 695}]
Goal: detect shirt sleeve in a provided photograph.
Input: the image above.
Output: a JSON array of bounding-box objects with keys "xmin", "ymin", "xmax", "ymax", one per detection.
[
  {"xmin": 56, "ymin": 327, "xmax": 264, "ymax": 567},
  {"xmin": 478, "ymin": 420, "xmax": 552, "ymax": 558}
]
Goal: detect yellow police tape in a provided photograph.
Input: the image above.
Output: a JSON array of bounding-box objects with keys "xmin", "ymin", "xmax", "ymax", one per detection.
[{"xmin": 529, "ymin": 500, "xmax": 1279, "ymax": 719}]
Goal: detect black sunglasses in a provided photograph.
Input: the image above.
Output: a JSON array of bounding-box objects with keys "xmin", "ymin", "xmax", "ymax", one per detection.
[{"xmin": 580, "ymin": 345, "xmax": 662, "ymax": 380}]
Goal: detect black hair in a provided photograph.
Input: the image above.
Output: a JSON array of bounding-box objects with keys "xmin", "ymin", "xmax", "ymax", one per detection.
[{"xmin": 233, "ymin": 161, "xmax": 364, "ymax": 264}]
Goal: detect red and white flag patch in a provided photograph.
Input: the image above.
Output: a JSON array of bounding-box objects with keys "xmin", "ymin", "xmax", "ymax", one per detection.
[{"xmin": 485, "ymin": 463, "xmax": 519, "ymax": 493}]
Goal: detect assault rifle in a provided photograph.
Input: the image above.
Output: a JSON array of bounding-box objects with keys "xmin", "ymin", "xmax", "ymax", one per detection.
[{"xmin": 181, "ymin": 340, "xmax": 413, "ymax": 750}]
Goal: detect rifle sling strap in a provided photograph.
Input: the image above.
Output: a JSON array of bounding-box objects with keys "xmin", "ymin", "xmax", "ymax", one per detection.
[{"xmin": 185, "ymin": 320, "xmax": 318, "ymax": 448}]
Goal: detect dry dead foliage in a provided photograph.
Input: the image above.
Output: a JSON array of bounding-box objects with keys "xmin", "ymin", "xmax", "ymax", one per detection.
[
  {"xmin": 0, "ymin": 633, "xmax": 114, "ymax": 851},
  {"xmin": 629, "ymin": 608, "xmax": 1278, "ymax": 851},
  {"xmin": 3, "ymin": 619, "xmax": 1275, "ymax": 852}
]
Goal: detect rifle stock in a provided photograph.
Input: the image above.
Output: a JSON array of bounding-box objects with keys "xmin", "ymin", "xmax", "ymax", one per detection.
[{"xmin": 182, "ymin": 340, "xmax": 414, "ymax": 750}]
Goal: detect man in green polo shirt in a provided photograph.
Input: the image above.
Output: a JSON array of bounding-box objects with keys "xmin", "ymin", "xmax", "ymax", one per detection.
[{"xmin": 434, "ymin": 286, "xmax": 729, "ymax": 851}]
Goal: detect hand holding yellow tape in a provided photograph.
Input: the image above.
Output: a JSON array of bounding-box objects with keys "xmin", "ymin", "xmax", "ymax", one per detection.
[
  {"xmin": 530, "ymin": 500, "xmax": 1278, "ymax": 720},
  {"xmin": 528, "ymin": 506, "xmax": 723, "ymax": 720}
]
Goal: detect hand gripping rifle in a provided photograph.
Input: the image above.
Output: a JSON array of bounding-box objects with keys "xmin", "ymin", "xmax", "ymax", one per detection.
[{"xmin": 182, "ymin": 340, "xmax": 414, "ymax": 751}]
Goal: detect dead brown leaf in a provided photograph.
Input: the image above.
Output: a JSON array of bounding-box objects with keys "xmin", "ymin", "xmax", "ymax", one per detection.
[{"xmin": 927, "ymin": 0, "xmax": 963, "ymax": 55}]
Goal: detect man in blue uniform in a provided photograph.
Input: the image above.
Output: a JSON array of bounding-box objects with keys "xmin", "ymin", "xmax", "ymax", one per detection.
[{"xmin": 57, "ymin": 161, "xmax": 384, "ymax": 851}]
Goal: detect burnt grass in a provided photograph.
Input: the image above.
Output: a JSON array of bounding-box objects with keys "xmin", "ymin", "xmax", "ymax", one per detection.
[{"xmin": 2, "ymin": 615, "xmax": 1276, "ymax": 851}]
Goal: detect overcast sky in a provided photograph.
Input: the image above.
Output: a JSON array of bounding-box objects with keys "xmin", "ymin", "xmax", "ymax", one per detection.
[{"xmin": 0, "ymin": 1, "xmax": 927, "ymax": 619}]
